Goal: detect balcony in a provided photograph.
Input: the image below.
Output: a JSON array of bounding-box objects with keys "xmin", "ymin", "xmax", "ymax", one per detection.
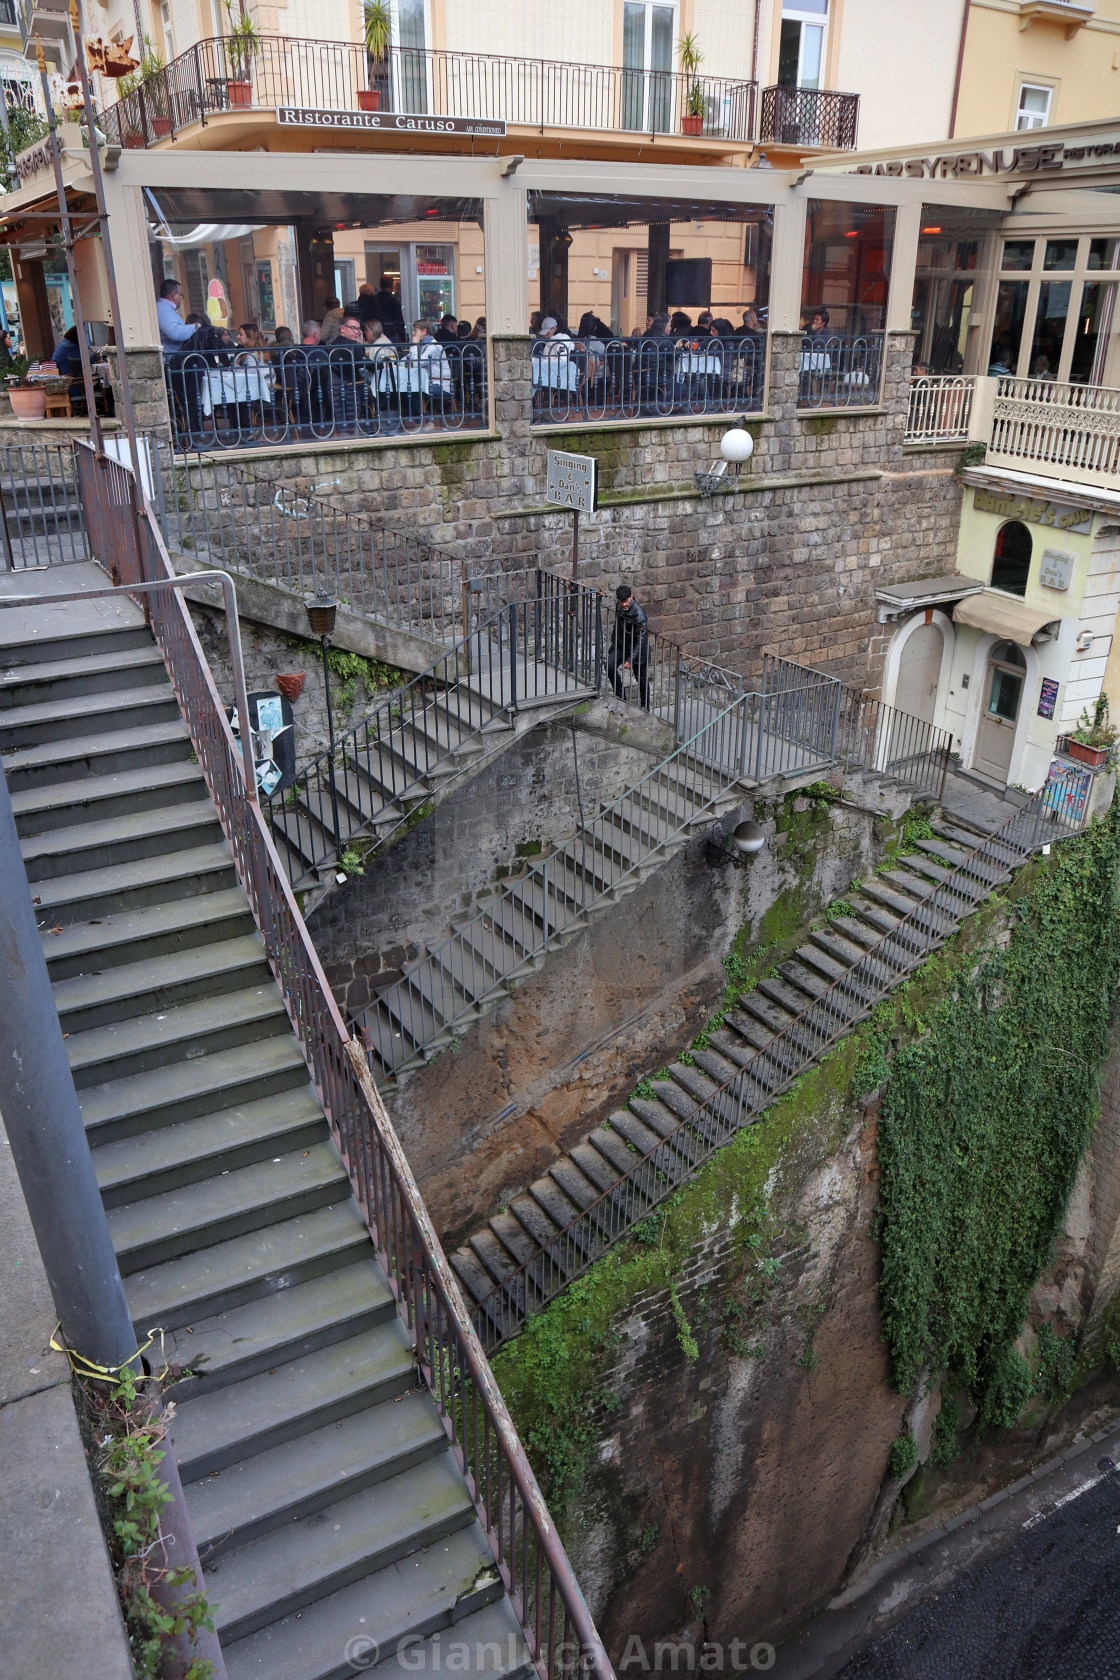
[
  {"xmin": 99, "ymin": 35, "xmax": 758, "ymax": 153},
  {"xmin": 905, "ymin": 373, "xmax": 1120, "ymax": 491},
  {"xmin": 759, "ymin": 85, "xmax": 859, "ymax": 151}
]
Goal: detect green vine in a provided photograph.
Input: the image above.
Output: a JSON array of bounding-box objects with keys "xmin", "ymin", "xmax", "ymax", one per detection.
[
  {"xmin": 876, "ymin": 809, "xmax": 1120, "ymax": 1432},
  {"xmin": 326, "ymin": 647, "xmax": 400, "ymax": 712}
]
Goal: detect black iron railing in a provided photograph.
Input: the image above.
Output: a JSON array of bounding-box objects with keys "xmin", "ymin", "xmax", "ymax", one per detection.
[
  {"xmin": 74, "ymin": 440, "xmax": 614, "ymax": 1680},
  {"xmin": 530, "ymin": 332, "xmax": 766, "ymax": 425},
  {"xmin": 100, "ymin": 34, "xmax": 756, "ymax": 148},
  {"xmin": 759, "ymin": 85, "xmax": 859, "ymax": 150},
  {"xmin": 0, "ymin": 441, "xmax": 89, "ymax": 568},
  {"xmin": 796, "ymin": 331, "xmax": 883, "ymax": 408}
]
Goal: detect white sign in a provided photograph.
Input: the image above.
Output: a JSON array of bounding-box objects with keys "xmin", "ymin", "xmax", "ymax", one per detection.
[
  {"xmin": 546, "ymin": 449, "xmax": 598, "ymax": 513},
  {"xmin": 277, "ymin": 107, "xmax": 506, "ymax": 137},
  {"xmin": 1040, "ymin": 549, "xmax": 1075, "ymax": 592}
]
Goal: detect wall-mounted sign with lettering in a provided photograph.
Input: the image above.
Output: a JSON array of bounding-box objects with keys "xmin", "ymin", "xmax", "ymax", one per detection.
[
  {"xmin": 1039, "ymin": 549, "xmax": 1075, "ymax": 591},
  {"xmin": 1038, "ymin": 677, "xmax": 1059, "ymax": 720},
  {"xmin": 277, "ymin": 107, "xmax": 506, "ymax": 137},
  {"xmin": 973, "ymin": 488, "xmax": 1092, "ymax": 534},
  {"xmin": 546, "ymin": 449, "xmax": 599, "ymax": 514}
]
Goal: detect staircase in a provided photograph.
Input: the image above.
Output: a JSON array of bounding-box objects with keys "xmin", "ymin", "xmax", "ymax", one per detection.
[
  {"xmin": 0, "ymin": 585, "xmax": 536, "ymax": 1680},
  {"xmin": 445, "ymin": 781, "xmax": 1086, "ymax": 1349}
]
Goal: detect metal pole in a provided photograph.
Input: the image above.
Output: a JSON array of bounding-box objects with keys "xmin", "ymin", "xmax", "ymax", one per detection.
[
  {"xmin": 321, "ymin": 633, "xmax": 343, "ymax": 857},
  {"xmin": 0, "ymin": 477, "xmax": 14, "ymax": 570},
  {"xmin": 571, "ymin": 505, "xmax": 578, "ymax": 582},
  {"xmin": 0, "ymin": 763, "xmax": 137, "ymax": 1371}
]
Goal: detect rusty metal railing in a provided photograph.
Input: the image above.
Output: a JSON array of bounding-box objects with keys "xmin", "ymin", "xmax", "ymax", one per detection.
[{"xmin": 73, "ymin": 440, "xmax": 614, "ymax": 1680}]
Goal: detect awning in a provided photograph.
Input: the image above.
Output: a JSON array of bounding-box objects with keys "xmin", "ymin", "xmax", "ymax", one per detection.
[
  {"xmin": 952, "ymin": 589, "xmax": 1058, "ymax": 647},
  {"xmin": 876, "ymin": 573, "xmax": 984, "ymax": 611}
]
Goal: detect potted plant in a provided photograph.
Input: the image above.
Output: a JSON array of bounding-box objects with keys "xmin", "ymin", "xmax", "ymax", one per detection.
[
  {"xmin": 113, "ymin": 67, "xmax": 147, "ymax": 146},
  {"xmin": 223, "ymin": 1, "xmax": 261, "ymax": 108},
  {"xmin": 679, "ymin": 32, "xmax": 705, "ymax": 135},
  {"xmin": 5, "ymin": 357, "xmax": 47, "ymax": 421},
  {"xmin": 1064, "ymin": 697, "xmax": 1118, "ymax": 770},
  {"xmin": 359, "ymin": 0, "xmax": 391, "ymax": 111}
]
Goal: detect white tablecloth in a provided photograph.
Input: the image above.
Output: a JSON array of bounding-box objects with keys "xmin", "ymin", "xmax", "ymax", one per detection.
[{"xmin": 200, "ymin": 365, "xmax": 274, "ymax": 415}]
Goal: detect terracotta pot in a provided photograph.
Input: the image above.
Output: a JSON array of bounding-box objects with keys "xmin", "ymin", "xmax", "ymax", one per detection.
[
  {"xmin": 275, "ymin": 672, "xmax": 306, "ymax": 703},
  {"xmin": 227, "ymin": 79, "xmax": 252, "ymax": 107},
  {"xmin": 357, "ymin": 89, "xmax": 380, "ymax": 112},
  {"xmin": 151, "ymin": 115, "xmax": 172, "ymax": 137},
  {"xmin": 1066, "ymin": 737, "xmax": 1108, "ymax": 770},
  {"xmin": 123, "ymin": 132, "xmax": 145, "ymax": 148},
  {"xmin": 8, "ymin": 387, "xmax": 46, "ymax": 420},
  {"xmin": 681, "ymin": 113, "xmax": 704, "ymax": 136}
]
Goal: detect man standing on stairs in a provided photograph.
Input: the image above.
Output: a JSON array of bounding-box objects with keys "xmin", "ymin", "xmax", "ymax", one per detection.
[{"xmin": 608, "ymin": 582, "xmax": 650, "ymax": 710}]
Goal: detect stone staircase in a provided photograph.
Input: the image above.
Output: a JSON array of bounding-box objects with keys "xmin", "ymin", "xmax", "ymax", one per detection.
[
  {"xmin": 446, "ymin": 797, "xmax": 1039, "ymax": 1344},
  {"xmin": 0, "ymin": 598, "xmax": 534, "ymax": 1680}
]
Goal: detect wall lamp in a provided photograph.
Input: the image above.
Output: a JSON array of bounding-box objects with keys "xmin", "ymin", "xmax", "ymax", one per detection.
[{"xmin": 696, "ymin": 421, "xmax": 754, "ymax": 496}]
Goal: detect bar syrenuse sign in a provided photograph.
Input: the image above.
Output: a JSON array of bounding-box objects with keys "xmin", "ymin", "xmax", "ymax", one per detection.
[
  {"xmin": 277, "ymin": 108, "xmax": 506, "ymax": 137},
  {"xmin": 851, "ymin": 135, "xmax": 1120, "ymax": 179}
]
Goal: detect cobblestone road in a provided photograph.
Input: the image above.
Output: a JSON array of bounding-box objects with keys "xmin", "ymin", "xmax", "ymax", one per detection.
[{"xmin": 838, "ymin": 1468, "xmax": 1120, "ymax": 1679}]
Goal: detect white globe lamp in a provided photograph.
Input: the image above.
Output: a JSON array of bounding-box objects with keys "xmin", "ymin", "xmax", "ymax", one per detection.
[{"xmin": 719, "ymin": 427, "xmax": 754, "ymax": 468}]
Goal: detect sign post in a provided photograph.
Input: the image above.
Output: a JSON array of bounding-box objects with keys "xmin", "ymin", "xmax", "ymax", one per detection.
[{"xmin": 546, "ymin": 448, "xmax": 599, "ymax": 581}]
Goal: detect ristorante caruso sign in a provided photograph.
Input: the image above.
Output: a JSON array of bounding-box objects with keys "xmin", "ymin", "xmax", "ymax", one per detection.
[
  {"xmin": 277, "ymin": 107, "xmax": 506, "ymax": 137},
  {"xmin": 852, "ymin": 136, "xmax": 1120, "ymax": 179}
]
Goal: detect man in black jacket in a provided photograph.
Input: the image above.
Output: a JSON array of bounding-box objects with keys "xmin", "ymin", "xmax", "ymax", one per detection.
[{"xmin": 608, "ymin": 582, "xmax": 649, "ymax": 710}]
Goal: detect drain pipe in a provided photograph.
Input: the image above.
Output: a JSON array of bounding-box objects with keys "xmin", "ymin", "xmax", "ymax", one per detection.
[
  {"xmin": 948, "ymin": 0, "xmax": 971, "ymax": 139},
  {"xmin": 0, "ymin": 763, "xmax": 228, "ymax": 1680}
]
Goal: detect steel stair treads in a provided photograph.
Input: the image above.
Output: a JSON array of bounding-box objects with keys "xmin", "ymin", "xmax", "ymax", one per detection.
[
  {"xmin": 107, "ymin": 1144, "xmax": 351, "ymax": 1274},
  {"xmin": 78, "ymin": 1035, "xmax": 312, "ymax": 1144},
  {"xmin": 53, "ymin": 935, "xmax": 272, "ymax": 1032},
  {"xmin": 11, "ymin": 758, "xmax": 207, "ymax": 832},
  {"xmin": 30, "ymin": 843, "xmax": 237, "ymax": 923},
  {"xmin": 171, "ymin": 1321, "xmax": 417, "ymax": 1482},
  {"xmin": 65, "ymin": 984, "xmax": 291, "ymax": 1087},
  {"xmin": 124, "ymin": 1202, "xmax": 374, "ymax": 1331},
  {"xmin": 42, "ymin": 888, "xmax": 255, "ymax": 977},
  {"xmin": 219, "ymin": 1525, "xmax": 507, "ymax": 1680},
  {"xmin": 165, "ymin": 1263, "xmax": 395, "ymax": 1401},
  {"xmin": 187, "ymin": 1388, "xmax": 448, "ymax": 1558}
]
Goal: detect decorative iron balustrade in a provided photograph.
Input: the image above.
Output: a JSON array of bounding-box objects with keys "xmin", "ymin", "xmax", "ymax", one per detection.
[
  {"xmin": 906, "ymin": 375, "xmax": 977, "ymax": 444},
  {"xmin": 165, "ymin": 341, "xmax": 488, "ymax": 453},
  {"xmin": 759, "ymin": 84, "xmax": 859, "ymax": 150},
  {"xmin": 530, "ymin": 333, "xmax": 766, "ymax": 425},
  {"xmin": 797, "ymin": 331, "xmax": 884, "ymax": 409},
  {"xmin": 74, "ymin": 441, "xmax": 614, "ymax": 1680},
  {"xmin": 988, "ymin": 374, "xmax": 1120, "ymax": 483},
  {"xmin": 99, "ymin": 34, "xmax": 756, "ymax": 148}
]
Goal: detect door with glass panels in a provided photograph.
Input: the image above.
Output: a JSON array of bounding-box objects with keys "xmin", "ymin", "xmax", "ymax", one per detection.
[
  {"xmin": 987, "ymin": 236, "xmax": 1120, "ymax": 386},
  {"xmin": 622, "ymin": 2, "xmax": 675, "ymax": 134},
  {"xmin": 395, "ymin": 0, "xmax": 429, "ymax": 114},
  {"xmin": 974, "ymin": 642, "xmax": 1024, "ymax": 785},
  {"xmin": 778, "ymin": 0, "xmax": 828, "ymax": 91}
]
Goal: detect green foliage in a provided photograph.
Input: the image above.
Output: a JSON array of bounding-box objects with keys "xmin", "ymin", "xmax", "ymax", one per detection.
[
  {"xmin": 929, "ymin": 1392, "xmax": 961, "ymax": 1468},
  {"xmin": 687, "ymin": 1583, "xmax": 711, "ymax": 1620},
  {"xmin": 340, "ymin": 846, "xmax": 366, "ymax": 877},
  {"xmin": 852, "ymin": 1027, "xmax": 891, "ymax": 1100},
  {"xmin": 0, "ymin": 106, "xmax": 48, "ymax": 177},
  {"xmin": 1033, "ymin": 1323, "xmax": 1074, "ymax": 1402},
  {"xmin": 825, "ymin": 898, "xmax": 855, "ymax": 922},
  {"xmin": 957, "ymin": 442, "xmax": 987, "ymax": 472},
  {"xmin": 889, "ymin": 1432, "xmax": 919, "ymax": 1481},
  {"xmin": 876, "ymin": 811, "xmax": 1120, "ymax": 1432},
  {"xmin": 669, "ymin": 1280, "xmax": 699, "ymax": 1363},
  {"xmin": 363, "ymin": 0, "xmax": 392, "ymax": 58},
  {"xmin": 637, "ymin": 1522, "xmax": 660, "ymax": 1555},
  {"xmin": 326, "ymin": 647, "xmax": 400, "ymax": 713}
]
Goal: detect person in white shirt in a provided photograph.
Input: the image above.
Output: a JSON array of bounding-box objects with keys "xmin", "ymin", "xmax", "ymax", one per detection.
[{"xmin": 157, "ymin": 278, "xmax": 196, "ymax": 361}]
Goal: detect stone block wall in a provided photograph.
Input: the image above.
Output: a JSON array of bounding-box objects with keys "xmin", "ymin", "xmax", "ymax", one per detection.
[{"xmin": 109, "ymin": 346, "xmax": 172, "ymax": 442}]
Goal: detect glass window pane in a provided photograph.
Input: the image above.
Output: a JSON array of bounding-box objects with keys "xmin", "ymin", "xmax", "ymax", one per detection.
[
  {"xmin": 1069, "ymin": 281, "xmax": 1118, "ymax": 386},
  {"xmin": 778, "ymin": 19, "xmax": 801, "ymax": 85},
  {"xmin": 1043, "ymin": 239, "xmax": 1077, "ymax": 271},
  {"xmin": 1001, "ymin": 241, "xmax": 1034, "ymax": 272},
  {"xmin": 398, "ymin": 0, "xmax": 427, "ymax": 111},
  {"xmin": 989, "ymin": 670, "xmax": 1023, "ymax": 719},
  {"xmin": 1028, "ymin": 280, "xmax": 1071, "ymax": 379},
  {"xmin": 651, "ymin": 5, "xmax": 673, "ymax": 71},
  {"xmin": 1088, "ymin": 238, "xmax": 1120, "ymax": 272},
  {"xmin": 990, "ymin": 280, "xmax": 1029, "ymax": 373},
  {"xmin": 799, "ymin": 24, "xmax": 824, "ymax": 89},
  {"xmin": 622, "ymin": 3, "xmax": 645, "ymax": 129},
  {"xmin": 803, "ymin": 200, "xmax": 895, "ymax": 334},
  {"xmin": 784, "ymin": 0, "xmax": 828, "ymax": 10},
  {"xmin": 649, "ymin": 4, "xmax": 673, "ymax": 128},
  {"xmin": 1016, "ymin": 85, "xmax": 1050, "ymax": 130}
]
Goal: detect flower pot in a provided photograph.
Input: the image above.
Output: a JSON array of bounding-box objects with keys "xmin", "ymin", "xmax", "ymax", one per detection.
[
  {"xmin": 8, "ymin": 387, "xmax": 46, "ymax": 420},
  {"xmin": 681, "ymin": 113, "xmax": 704, "ymax": 136},
  {"xmin": 151, "ymin": 115, "xmax": 172, "ymax": 137},
  {"xmin": 227, "ymin": 79, "xmax": 252, "ymax": 107},
  {"xmin": 1066, "ymin": 737, "xmax": 1108, "ymax": 770},
  {"xmin": 123, "ymin": 132, "xmax": 145, "ymax": 148},
  {"xmin": 275, "ymin": 672, "xmax": 306, "ymax": 703},
  {"xmin": 357, "ymin": 89, "xmax": 380, "ymax": 112}
]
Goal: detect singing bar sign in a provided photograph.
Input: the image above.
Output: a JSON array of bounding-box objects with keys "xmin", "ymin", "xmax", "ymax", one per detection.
[
  {"xmin": 546, "ymin": 449, "xmax": 599, "ymax": 514},
  {"xmin": 277, "ymin": 107, "xmax": 506, "ymax": 137}
]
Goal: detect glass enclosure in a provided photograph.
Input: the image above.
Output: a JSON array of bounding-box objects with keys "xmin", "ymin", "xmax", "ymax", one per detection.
[
  {"xmin": 802, "ymin": 199, "xmax": 895, "ymax": 334},
  {"xmin": 908, "ymin": 208, "xmax": 1001, "ymax": 375},
  {"xmin": 984, "ymin": 234, "xmax": 1120, "ymax": 385}
]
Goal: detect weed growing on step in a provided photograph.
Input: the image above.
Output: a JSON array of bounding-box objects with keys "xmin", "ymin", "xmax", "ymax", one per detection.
[
  {"xmin": 889, "ymin": 1432, "xmax": 919, "ymax": 1481},
  {"xmin": 75, "ymin": 1362, "xmax": 215, "ymax": 1680}
]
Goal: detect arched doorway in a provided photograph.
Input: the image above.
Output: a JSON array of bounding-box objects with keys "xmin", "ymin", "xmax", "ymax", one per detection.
[
  {"xmin": 991, "ymin": 520, "xmax": 1032, "ymax": 596},
  {"xmin": 893, "ymin": 619, "xmax": 944, "ymax": 726},
  {"xmin": 973, "ymin": 640, "xmax": 1026, "ymax": 783}
]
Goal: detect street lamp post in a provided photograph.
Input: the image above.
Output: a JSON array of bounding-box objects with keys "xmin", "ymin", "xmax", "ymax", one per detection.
[{"xmin": 305, "ymin": 590, "xmax": 343, "ymax": 859}]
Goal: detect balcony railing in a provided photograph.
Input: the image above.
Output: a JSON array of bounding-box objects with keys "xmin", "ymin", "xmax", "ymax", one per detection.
[
  {"xmin": 905, "ymin": 375, "xmax": 977, "ymax": 443},
  {"xmin": 797, "ymin": 332, "xmax": 883, "ymax": 409},
  {"xmin": 759, "ymin": 85, "xmax": 859, "ymax": 150},
  {"xmin": 530, "ymin": 333, "xmax": 766, "ymax": 426},
  {"xmin": 100, "ymin": 34, "xmax": 757, "ymax": 150},
  {"xmin": 165, "ymin": 340, "xmax": 487, "ymax": 453},
  {"xmin": 987, "ymin": 375, "xmax": 1120, "ymax": 486}
]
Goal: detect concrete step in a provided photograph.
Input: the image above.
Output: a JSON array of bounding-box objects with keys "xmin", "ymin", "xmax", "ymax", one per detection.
[
  {"xmin": 125, "ymin": 1200, "xmax": 373, "ymax": 1333},
  {"xmin": 65, "ymin": 982, "xmax": 290, "ymax": 1089},
  {"xmin": 11, "ymin": 758, "xmax": 207, "ymax": 835},
  {"xmin": 0, "ymin": 641, "xmax": 167, "ymax": 707},
  {"xmin": 92, "ymin": 1084, "xmax": 327, "ymax": 1207},
  {"xmin": 0, "ymin": 683, "xmax": 181, "ymax": 749},
  {"xmin": 79, "ymin": 1035, "xmax": 312, "ymax": 1145},
  {"xmin": 30, "ymin": 842, "xmax": 236, "ymax": 925},
  {"xmin": 186, "ymin": 1385, "xmax": 447, "ymax": 1556},
  {"xmin": 172, "ymin": 1320, "xmax": 417, "ymax": 1482},
  {"xmin": 20, "ymin": 798, "xmax": 221, "ymax": 882},
  {"xmin": 54, "ymin": 934, "xmax": 270, "ymax": 1033},
  {"xmin": 220, "ymin": 1522, "xmax": 505, "ymax": 1680},
  {"xmin": 1, "ymin": 715, "xmax": 193, "ymax": 789},
  {"xmin": 43, "ymin": 887, "xmax": 255, "ymax": 980},
  {"xmin": 207, "ymin": 1452, "xmax": 476, "ymax": 1643},
  {"xmin": 370, "ymin": 1598, "xmax": 534, "ymax": 1680},
  {"xmin": 0, "ymin": 622, "xmax": 153, "ymax": 671},
  {"xmin": 166, "ymin": 1261, "xmax": 395, "ymax": 1401},
  {"xmin": 107, "ymin": 1142, "xmax": 351, "ymax": 1274}
]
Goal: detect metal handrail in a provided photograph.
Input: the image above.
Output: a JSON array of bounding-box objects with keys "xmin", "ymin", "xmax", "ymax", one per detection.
[
  {"xmin": 759, "ymin": 83, "xmax": 859, "ymax": 149},
  {"xmin": 905, "ymin": 375, "xmax": 976, "ymax": 444},
  {"xmin": 72, "ymin": 440, "xmax": 614, "ymax": 1680},
  {"xmin": 468, "ymin": 766, "xmax": 1090, "ymax": 1346}
]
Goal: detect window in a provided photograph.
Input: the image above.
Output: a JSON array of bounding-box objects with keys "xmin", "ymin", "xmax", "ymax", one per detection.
[
  {"xmin": 160, "ymin": 0, "xmax": 174, "ymax": 62},
  {"xmin": 991, "ymin": 522, "xmax": 1032, "ymax": 597},
  {"xmin": 989, "ymin": 281, "xmax": 1028, "ymax": 374},
  {"xmin": 803, "ymin": 199, "xmax": 894, "ymax": 334},
  {"xmin": 779, "ymin": 0, "xmax": 828, "ymax": 91},
  {"xmin": 397, "ymin": 0, "xmax": 428, "ymax": 112},
  {"xmin": 416, "ymin": 245, "xmax": 454, "ymax": 322},
  {"xmin": 1016, "ymin": 84, "xmax": 1051, "ymax": 130},
  {"xmin": 622, "ymin": 2, "xmax": 676, "ymax": 132}
]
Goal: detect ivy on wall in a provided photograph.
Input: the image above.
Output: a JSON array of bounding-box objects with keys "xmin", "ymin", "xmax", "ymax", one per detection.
[{"xmin": 875, "ymin": 809, "xmax": 1120, "ymax": 1430}]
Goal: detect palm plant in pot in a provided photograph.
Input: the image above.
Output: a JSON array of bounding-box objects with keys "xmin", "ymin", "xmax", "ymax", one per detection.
[
  {"xmin": 223, "ymin": 1, "xmax": 261, "ymax": 108},
  {"xmin": 138, "ymin": 37, "xmax": 172, "ymax": 138},
  {"xmin": 679, "ymin": 32, "xmax": 705, "ymax": 135},
  {"xmin": 5, "ymin": 355, "xmax": 47, "ymax": 421},
  {"xmin": 1066, "ymin": 696, "xmax": 1118, "ymax": 770},
  {"xmin": 359, "ymin": 0, "xmax": 391, "ymax": 111}
]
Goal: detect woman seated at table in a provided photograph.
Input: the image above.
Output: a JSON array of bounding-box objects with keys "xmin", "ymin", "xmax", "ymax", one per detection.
[
  {"xmin": 233, "ymin": 321, "xmax": 272, "ymax": 434},
  {"xmin": 400, "ymin": 319, "xmax": 453, "ymax": 421}
]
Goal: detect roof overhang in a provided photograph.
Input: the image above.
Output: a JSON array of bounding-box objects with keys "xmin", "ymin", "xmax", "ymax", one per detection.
[
  {"xmin": 961, "ymin": 464, "xmax": 1120, "ymax": 521},
  {"xmin": 875, "ymin": 573, "xmax": 984, "ymax": 623},
  {"xmin": 953, "ymin": 590, "xmax": 1060, "ymax": 647}
]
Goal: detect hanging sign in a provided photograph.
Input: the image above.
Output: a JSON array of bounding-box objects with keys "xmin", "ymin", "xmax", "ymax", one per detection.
[
  {"xmin": 1039, "ymin": 549, "xmax": 1075, "ymax": 591},
  {"xmin": 277, "ymin": 108, "xmax": 506, "ymax": 137},
  {"xmin": 546, "ymin": 449, "xmax": 599, "ymax": 513},
  {"xmin": 1037, "ymin": 677, "xmax": 1059, "ymax": 719}
]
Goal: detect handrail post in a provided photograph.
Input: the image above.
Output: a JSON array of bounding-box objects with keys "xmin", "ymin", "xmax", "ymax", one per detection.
[
  {"xmin": 508, "ymin": 601, "xmax": 518, "ymax": 713},
  {"xmin": 673, "ymin": 644, "xmax": 682, "ymax": 741}
]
